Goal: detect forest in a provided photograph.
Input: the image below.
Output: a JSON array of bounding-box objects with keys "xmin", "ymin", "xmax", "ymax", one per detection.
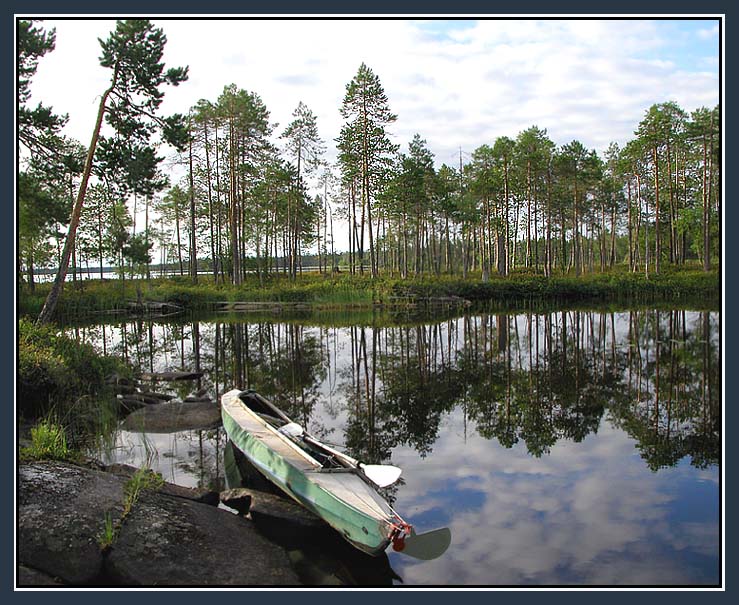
[{"xmin": 18, "ymin": 20, "xmax": 721, "ymax": 323}]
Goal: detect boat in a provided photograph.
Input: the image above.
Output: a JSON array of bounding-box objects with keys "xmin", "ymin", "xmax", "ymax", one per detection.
[{"xmin": 220, "ymin": 388, "xmax": 450, "ymax": 560}]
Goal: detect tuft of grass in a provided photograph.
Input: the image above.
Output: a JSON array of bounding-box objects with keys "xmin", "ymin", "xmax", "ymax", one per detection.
[
  {"xmin": 98, "ymin": 511, "xmax": 116, "ymax": 550},
  {"xmin": 20, "ymin": 419, "xmax": 73, "ymax": 461},
  {"xmin": 122, "ymin": 467, "xmax": 164, "ymax": 516},
  {"xmin": 98, "ymin": 466, "xmax": 164, "ymax": 551}
]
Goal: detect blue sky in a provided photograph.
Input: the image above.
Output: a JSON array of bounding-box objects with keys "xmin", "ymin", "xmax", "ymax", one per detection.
[{"xmin": 650, "ymin": 19, "xmax": 720, "ymax": 71}]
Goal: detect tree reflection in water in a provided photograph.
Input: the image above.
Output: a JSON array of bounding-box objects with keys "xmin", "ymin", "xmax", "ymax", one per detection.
[{"xmin": 72, "ymin": 308, "xmax": 720, "ymax": 487}]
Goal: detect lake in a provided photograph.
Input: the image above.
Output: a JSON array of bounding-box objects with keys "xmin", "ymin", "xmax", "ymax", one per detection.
[{"xmin": 64, "ymin": 306, "xmax": 721, "ymax": 586}]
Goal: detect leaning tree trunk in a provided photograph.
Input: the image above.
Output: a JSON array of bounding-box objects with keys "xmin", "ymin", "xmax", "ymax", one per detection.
[
  {"xmin": 38, "ymin": 70, "xmax": 117, "ymax": 324},
  {"xmin": 188, "ymin": 126, "xmax": 198, "ymax": 284}
]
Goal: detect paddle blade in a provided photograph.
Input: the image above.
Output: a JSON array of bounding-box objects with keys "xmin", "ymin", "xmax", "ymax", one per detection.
[
  {"xmin": 397, "ymin": 527, "xmax": 451, "ymax": 561},
  {"xmin": 278, "ymin": 422, "xmax": 304, "ymax": 438},
  {"xmin": 359, "ymin": 463, "xmax": 402, "ymax": 488}
]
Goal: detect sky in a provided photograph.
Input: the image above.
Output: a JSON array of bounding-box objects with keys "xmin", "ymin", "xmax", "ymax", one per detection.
[{"xmin": 23, "ymin": 16, "xmax": 721, "ymax": 251}]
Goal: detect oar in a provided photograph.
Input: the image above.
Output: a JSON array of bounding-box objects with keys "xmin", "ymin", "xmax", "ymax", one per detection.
[
  {"xmin": 278, "ymin": 422, "xmax": 402, "ymax": 487},
  {"xmin": 395, "ymin": 527, "xmax": 451, "ymax": 561}
]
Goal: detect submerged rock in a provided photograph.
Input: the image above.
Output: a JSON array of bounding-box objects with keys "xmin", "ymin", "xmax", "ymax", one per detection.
[{"xmin": 120, "ymin": 400, "xmax": 221, "ymax": 433}]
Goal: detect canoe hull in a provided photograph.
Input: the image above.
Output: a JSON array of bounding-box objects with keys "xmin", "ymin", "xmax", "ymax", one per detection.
[{"xmin": 221, "ymin": 390, "xmax": 396, "ymax": 556}]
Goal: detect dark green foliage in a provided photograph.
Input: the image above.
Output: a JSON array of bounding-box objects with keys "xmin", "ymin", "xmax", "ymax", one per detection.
[
  {"xmin": 95, "ymin": 20, "xmax": 189, "ymax": 195},
  {"xmin": 18, "ymin": 318, "xmax": 129, "ymax": 416},
  {"xmin": 17, "ymin": 20, "xmax": 67, "ymax": 159}
]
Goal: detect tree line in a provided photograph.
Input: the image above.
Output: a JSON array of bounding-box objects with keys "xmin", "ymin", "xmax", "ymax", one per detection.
[{"xmin": 18, "ymin": 20, "xmax": 720, "ymax": 322}]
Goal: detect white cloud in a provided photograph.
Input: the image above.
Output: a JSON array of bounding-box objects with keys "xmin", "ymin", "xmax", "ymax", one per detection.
[
  {"xmin": 388, "ymin": 414, "xmax": 718, "ymax": 585},
  {"xmin": 697, "ymin": 24, "xmax": 719, "ymax": 40},
  {"xmin": 29, "ymin": 18, "xmax": 719, "ymax": 160}
]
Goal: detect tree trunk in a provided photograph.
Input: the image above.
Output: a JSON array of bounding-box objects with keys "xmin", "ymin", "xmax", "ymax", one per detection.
[
  {"xmin": 38, "ymin": 70, "xmax": 118, "ymax": 324},
  {"xmin": 189, "ymin": 129, "xmax": 198, "ymax": 284},
  {"xmin": 702, "ymin": 131, "xmax": 710, "ymax": 271},
  {"xmin": 653, "ymin": 145, "xmax": 661, "ymax": 275},
  {"xmin": 203, "ymin": 118, "xmax": 217, "ymax": 283},
  {"xmin": 627, "ymin": 177, "xmax": 634, "ymax": 271}
]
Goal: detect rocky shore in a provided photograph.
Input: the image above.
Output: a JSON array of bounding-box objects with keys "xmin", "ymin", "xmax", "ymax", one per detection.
[
  {"xmin": 17, "ymin": 458, "xmax": 400, "ymax": 586},
  {"xmin": 17, "ymin": 374, "xmax": 402, "ymax": 587}
]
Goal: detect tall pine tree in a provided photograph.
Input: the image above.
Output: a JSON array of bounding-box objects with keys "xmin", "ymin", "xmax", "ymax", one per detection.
[
  {"xmin": 38, "ymin": 20, "xmax": 188, "ymax": 324},
  {"xmin": 337, "ymin": 63, "xmax": 398, "ymax": 277}
]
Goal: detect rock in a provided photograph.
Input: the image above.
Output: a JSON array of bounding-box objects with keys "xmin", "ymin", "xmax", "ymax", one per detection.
[
  {"xmin": 18, "ymin": 461, "xmax": 126, "ymax": 584},
  {"xmin": 220, "ymin": 488, "xmax": 253, "ymax": 515},
  {"xmin": 106, "ymin": 489, "xmax": 299, "ymax": 585},
  {"xmin": 106, "ymin": 373, "xmax": 135, "ymax": 386},
  {"xmin": 105, "ymin": 463, "xmax": 219, "ymax": 506},
  {"xmin": 194, "ymin": 385, "xmax": 211, "ymax": 397},
  {"xmin": 17, "ymin": 564, "xmax": 64, "ymax": 586},
  {"xmin": 120, "ymin": 400, "xmax": 221, "ymax": 433},
  {"xmin": 246, "ymin": 488, "xmax": 328, "ymax": 540},
  {"xmin": 140, "ymin": 371, "xmax": 203, "ymax": 381},
  {"xmin": 184, "ymin": 396, "xmax": 214, "ymax": 403},
  {"xmin": 18, "ymin": 461, "xmax": 301, "ymax": 586},
  {"xmin": 140, "ymin": 391, "xmax": 176, "ymax": 401}
]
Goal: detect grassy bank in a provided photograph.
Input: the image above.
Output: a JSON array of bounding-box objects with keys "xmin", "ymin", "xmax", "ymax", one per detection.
[
  {"xmin": 18, "ymin": 266, "xmax": 720, "ymax": 319},
  {"xmin": 18, "ymin": 318, "xmax": 130, "ymax": 418}
]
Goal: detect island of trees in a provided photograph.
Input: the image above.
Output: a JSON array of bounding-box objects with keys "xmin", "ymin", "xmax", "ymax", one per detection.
[{"xmin": 18, "ymin": 20, "xmax": 720, "ymax": 322}]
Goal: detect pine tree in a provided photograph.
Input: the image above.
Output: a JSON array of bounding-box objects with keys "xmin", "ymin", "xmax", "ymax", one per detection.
[
  {"xmin": 281, "ymin": 102, "xmax": 325, "ymax": 278},
  {"xmin": 38, "ymin": 20, "xmax": 188, "ymax": 323},
  {"xmin": 337, "ymin": 63, "xmax": 398, "ymax": 277},
  {"xmin": 18, "ymin": 20, "xmax": 67, "ymax": 160}
]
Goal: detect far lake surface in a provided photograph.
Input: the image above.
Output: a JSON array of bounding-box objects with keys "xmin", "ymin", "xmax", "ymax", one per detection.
[{"xmin": 65, "ymin": 306, "xmax": 721, "ymax": 586}]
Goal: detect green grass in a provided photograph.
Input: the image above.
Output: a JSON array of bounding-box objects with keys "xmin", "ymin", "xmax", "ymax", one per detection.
[
  {"xmin": 18, "ymin": 265, "xmax": 720, "ymax": 320},
  {"xmin": 98, "ymin": 512, "xmax": 116, "ymax": 550},
  {"xmin": 98, "ymin": 466, "xmax": 164, "ymax": 551},
  {"xmin": 18, "ymin": 318, "xmax": 129, "ymax": 418},
  {"xmin": 20, "ymin": 419, "xmax": 73, "ymax": 461}
]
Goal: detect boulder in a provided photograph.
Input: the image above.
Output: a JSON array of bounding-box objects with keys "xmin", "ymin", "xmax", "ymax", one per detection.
[
  {"xmin": 120, "ymin": 400, "xmax": 221, "ymax": 433},
  {"xmin": 246, "ymin": 488, "xmax": 328, "ymax": 540},
  {"xmin": 19, "ymin": 461, "xmax": 126, "ymax": 584},
  {"xmin": 220, "ymin": 488, "xmax": 253, "ymax": 515},
  {"xmin": 18, "ymin": 461, "xmax": 300, "ymax": 586},
  {"xmin": 17, "ymin": 564, "xmax": 64, "ymax": 586},
  {"xmin": 105, "ymin": 489, "xmax": 299, "ymax": 585}
]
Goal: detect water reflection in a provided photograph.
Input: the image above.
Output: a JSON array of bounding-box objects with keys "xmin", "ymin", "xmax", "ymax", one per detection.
[{"xmin": 72, "ymin": 308, "xmax": 720, "ymax": 585}]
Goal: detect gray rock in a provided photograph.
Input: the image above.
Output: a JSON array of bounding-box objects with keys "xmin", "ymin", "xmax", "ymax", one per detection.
[
  {"xmin": 18, "ymin": 461, "xmax": 301, "ymax": 586},
  {"xmin": 120, "ymin": 400, "xmax": 221, "ymax": 433},
  {"xmin": 17, "ymin": 564, "xmax": 64, "ymax": 586},
  {"xmin": 247, "ymin": 488, "xmax": 328, "ymax": 539},
  {"xmin": 18, "ymin": 461, "xmax": 125, "ymax": 584},
  {"xmin": 106, "ymin": 490, "xmax": 299, "ymax": 585}
]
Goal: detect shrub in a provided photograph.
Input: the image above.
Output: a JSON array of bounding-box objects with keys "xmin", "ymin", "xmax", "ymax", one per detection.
[{"xmin": 18, "ymin": 318, "xmax": 128, "ymax": 417}]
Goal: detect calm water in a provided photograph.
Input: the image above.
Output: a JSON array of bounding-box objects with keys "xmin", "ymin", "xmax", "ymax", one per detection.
[{"xmin": 66, "ymin": 308, "xmax": 721, "ymax": 586}]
